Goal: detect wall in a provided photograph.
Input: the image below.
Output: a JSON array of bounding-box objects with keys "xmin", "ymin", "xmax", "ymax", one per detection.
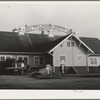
[
  {"xmin": 88, "ymin": 56, "xmax": 100, "ymax": 67},
  {"xmin": 44, "ymin": 53, "xmax": 52, "ymax": 66},
  {"xmin": 53, "ymin": 37, "xmax": 87, "ymax": 67},
  {"xmin": 87, "ymin": 56, "xmax": 100, "ymax": 73},
  {"xmin": 0, "ymin": 54, "xmax": 45, "ymax": 68}
]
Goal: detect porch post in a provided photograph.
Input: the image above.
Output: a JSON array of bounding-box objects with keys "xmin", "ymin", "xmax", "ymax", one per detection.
[
  {"xmin": 86, "ymin": 51, "xmax": 89, "ymax": 72},
  {"xmin": 52, "ymin": 54, "xmax": 55, "ymax": 74},
  {"xmin": 48, "ymin": 52, "xmax": 55, "ymax": 74}
]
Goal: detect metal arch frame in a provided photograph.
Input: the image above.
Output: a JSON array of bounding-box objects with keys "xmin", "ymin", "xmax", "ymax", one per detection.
[{"xmin": 25, "ymin": 24, "xmax": 71, "ymax": 34}]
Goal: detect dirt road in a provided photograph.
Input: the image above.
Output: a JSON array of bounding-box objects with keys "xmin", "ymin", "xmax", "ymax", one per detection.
[{"xmin": 0, "ymin": 75, "xmax": 99, "ymax": 89}]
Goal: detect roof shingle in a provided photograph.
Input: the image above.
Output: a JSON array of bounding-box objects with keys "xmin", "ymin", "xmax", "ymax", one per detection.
[
  {"xmin": 0, "ymin": 31, "xmax": 100, "ymax": 54},
  {"xmin": 80, "ymin": 37, "xmax": 100, "ymax": 54}
]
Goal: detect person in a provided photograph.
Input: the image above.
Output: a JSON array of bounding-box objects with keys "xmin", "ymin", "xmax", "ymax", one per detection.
[
  {"xmin": 15, "ymin": 61, "xmax": 17, "ymax": 68},
  {"xmin": 21, "ymin": 61, "xmax": 25, "ymax": 68},
  {"xmin": 20, "ymin": 61, "xmax": 25, "ymax": 75},
  {"xmin": 46, "ymin": 64, "xmax": 51, "ymax": 75},
  {"xmin": 60, "ymin": 64, "xmax": 66, "ymax": 76},
  {"xmin": 27, "ymin": 65, "xmax": 31, "ymax": 71}
]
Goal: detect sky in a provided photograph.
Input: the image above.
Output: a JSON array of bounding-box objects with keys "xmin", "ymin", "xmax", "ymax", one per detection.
[{"xmin": 0, "ymin": 1, "xmax": 100, "ymax": 38}]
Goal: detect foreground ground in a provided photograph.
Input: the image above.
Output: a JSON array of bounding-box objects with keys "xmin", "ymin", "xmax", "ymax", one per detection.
[{"xmin": 0, "ymin": 75, "xmax": 100, "ymax": 89}]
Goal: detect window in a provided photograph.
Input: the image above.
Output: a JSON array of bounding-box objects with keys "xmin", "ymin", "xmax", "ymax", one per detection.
[
  {"xmin": 35, "ymin": 56, "xmax": 40, "ymax": 65},
  {"xmin": 34, "ymin": 56, "xmax": 44, "ymax": 65},
  {"xmin": 71, "ymin": 42, "xmax": 75, "ymax": 47},
  {"xmin": 1, "ymin": 57, "xmax": 5, "ymax": 61},
  {"xmin": 60, "ymin": 56, "xmax": 65, "ymax": 61},
  {"xmin": 94, "ymin": 58, "xmax": 97, "ymax": 64},
  {"xmin": 90, "ymin": 58, "xmax": 93, "ymax": 64},
  {"xmin": 6, "ymin": 57, "xmax": 11, "ymax": 60},
  {"xmin": 90, "ymin": 58, "xmax": 97, "ymax": 65},
  {"xmin": 59, "ymin": 54, "xmax": 66, "ymax": 61},
  {"xmin": 17, "ymin": 56, "xmax": 29, "ymax": 65},
  {"xmin": 76, "ymin": 55, "xmax": 83, "ymax": 61},
  {"xmin": 67, "ymin": 42, "xmax": 70, "ymax": 47},
  {"xmin": 0, "ymin": 55, "xmax": 12, "ymax": 61},
  {"xmin": 67, "ymin": 41, "xmax": 75, "ymax": 47},
  {"xmin": 18, "ymin": 57, "xmax": 23, "ymax": 62},
  {"xmin": 24, "ymin": 57, "xmax": 28, "ymax": 65},
  {"xmin": 60, "ymin": 44, "xmax": 63, "ymax": 47}
]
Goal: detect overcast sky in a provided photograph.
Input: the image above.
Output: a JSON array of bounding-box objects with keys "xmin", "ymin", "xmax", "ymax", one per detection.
[{"xmin": 0, "ymin": 1, "xmax": 100, "ymax": 38}]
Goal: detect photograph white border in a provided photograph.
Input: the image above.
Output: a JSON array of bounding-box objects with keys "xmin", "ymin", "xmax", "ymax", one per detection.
[{"xmin": 0, "ymin": 1, "xmax": 100, "ymax": 99}]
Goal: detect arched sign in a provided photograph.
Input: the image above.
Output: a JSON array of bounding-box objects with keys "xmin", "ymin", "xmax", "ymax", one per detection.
[{"xmin": 25, "ymin": 24, "xmax": 71, "ymax": 34}]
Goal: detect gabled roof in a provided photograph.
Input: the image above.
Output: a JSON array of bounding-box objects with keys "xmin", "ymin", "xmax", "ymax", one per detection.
[
  {"xmin": 0, "ymin": 31, "xmax": 33, "ymax": 52},
  {"xmin": 49, "ymin": 33, "xmax": 94, "ymax": 54},
  {"xmin": 0, "ymin": 31, "xmax": 62, "ymax": 53},
  {"xmin": 80, "ymin": 37, "xmax": 100, "ymax": 54},
  {"xmin": 0, "ymin": 31, "xmax": 99, "ymax": 54},
  {"xmin": 35, "ymin": 34, "xmax": 71, "ymax": 52}
]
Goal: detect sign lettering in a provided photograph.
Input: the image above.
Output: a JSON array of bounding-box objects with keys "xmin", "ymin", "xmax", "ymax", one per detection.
[{"xmin": 25, "ymin": 24, "xmax": 70, "ymax": 33}]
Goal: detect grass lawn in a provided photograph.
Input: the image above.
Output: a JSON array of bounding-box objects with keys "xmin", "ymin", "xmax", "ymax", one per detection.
[{"xmin": 0, "ymin": 74, "xmax": 100, "ymax": 89}]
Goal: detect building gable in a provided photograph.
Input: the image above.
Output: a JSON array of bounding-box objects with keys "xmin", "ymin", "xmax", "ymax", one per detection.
[
  {"xmin": 49, "ymin": 33, "xmax": 94, "ymax": 54},
  {"xmin": 52, "ymin": 36, "xmax": 88, "ymax": 67}
]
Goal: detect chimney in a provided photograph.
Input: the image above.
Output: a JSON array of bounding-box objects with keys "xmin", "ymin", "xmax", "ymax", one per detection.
[
  {"xmin": 41, "ymin": 30, "xmax": 44, "ymax": 35},
  {"xmin": 18, "ymin": 26, "xmax": 25, "ymax": 35}
]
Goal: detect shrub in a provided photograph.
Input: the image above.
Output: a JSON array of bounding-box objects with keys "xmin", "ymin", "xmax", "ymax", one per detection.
[{"xmin": 0, "ymin": 58, "xmax": 15, "ymax": 74}]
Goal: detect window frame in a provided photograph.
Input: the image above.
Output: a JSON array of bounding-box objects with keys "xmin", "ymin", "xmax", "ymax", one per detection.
[
  {"xmin": 76, "ymin": 55, "xmax": 83, "ymax": 62},
  {"xmin": 67, "ymin": 41, "xmax": 70, "ymax": 47},
  {"xmin": 17, "ymin": 56, "xmax": 29, "ymax": 64},
  {"xmin": 71, "ymin": 41, "xmax": 75, "ymax": 47},
  {"xmin": 90, "ymin": 57, "xmax": 97, "ymax": 65},
  {"xmin": 59, "ymin": 54, "xmax": 66, "ymax": 61},
  {"xmin": 0, "ymin": 56, "xmax": 5, "ymax": 61},
  {"xmin": 34, "ymin": 56, "xmax": 44, "ymax": 65},
  {"xmin": 67, "ymin": 41, "xmax": 75, "ymax": 47},
  {"xmin": 0, "ymin": 55, "xmax": 12, "ymax": 61}
]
